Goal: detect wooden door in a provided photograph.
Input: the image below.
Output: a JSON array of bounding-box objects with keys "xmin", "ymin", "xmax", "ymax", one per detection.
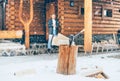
[{"xmin": 46, "ymin": 2, "xmax": 56, "ymax": 40}]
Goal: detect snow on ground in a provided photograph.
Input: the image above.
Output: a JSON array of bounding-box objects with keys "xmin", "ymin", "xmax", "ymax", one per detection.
[{"xmin": 0, "ymin": 53, "xmax": 120, "ymax": 81}]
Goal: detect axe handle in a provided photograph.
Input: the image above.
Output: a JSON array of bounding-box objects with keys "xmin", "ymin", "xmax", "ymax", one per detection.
[{"xmin": 74, "ymin": 29, "xmax": 85, "ymax": 38}]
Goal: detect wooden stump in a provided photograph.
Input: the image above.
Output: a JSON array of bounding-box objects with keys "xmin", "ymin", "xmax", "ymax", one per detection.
[{"xmin": 57, "ymin": 45, "xmax": 78, "ymax": 75}]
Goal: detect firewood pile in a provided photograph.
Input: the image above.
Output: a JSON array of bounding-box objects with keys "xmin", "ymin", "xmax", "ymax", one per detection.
[
  {"xmin": 26, "ymin": 43, "xmax": 59, "ymax": 55},
  {"xmin": 80, "ymin": 66, "xmax": 108, "ymax": 79},
  {"xmin": 0, "ymin": 40, "xmax": 26, "ymax": 56}
]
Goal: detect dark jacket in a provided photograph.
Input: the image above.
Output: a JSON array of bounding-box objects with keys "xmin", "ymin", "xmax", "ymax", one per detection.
[{"xmin": 48, "ymin": 19, "xmax": 59, "ymax": 35}]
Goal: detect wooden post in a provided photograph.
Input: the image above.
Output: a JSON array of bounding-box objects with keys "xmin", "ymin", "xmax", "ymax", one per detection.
[
  {"xmin": 84, "ymin": 0, "xmax": 92, "ymax": 53},
  {"xmin": 57, "ymin": 45, "xmax": 78, "ymax": 75},
  {"xmin": 19, "ymin": 0, "xmax": 33, "ymax": 49}
]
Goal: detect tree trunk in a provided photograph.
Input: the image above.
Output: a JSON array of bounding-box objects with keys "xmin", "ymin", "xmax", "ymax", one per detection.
[{"xmin": 57, "ymin": 45, "xmax": 78, "ymax": 75}]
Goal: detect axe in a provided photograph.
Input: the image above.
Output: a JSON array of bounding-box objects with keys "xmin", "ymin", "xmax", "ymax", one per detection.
[{"xmin": 69, "ymin": 29, "xmax": 85, "ymax": 46}]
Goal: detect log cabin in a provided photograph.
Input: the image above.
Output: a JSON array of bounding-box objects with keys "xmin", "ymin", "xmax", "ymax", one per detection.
[{"xmin": 0, "ymin": 0, "xmax": 120, "ymax": 52}]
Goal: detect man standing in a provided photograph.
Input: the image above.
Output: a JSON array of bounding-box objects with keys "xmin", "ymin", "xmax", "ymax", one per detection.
[{"xmin": 47, "ymin": 14, "xmax": 59, "ymax": 53}]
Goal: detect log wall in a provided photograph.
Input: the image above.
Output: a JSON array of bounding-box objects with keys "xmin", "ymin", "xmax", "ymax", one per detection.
[
  {"xmin": 4, "ymin": 0, "xmax": 120, "ymax": 37},
  {"xmin": 5, "ymin": 0, "xmax": 45, "ymax": 35},
  {"xmin": 93, "ymin": 0, "xmax": 120, "ymax": 34},
  {"xmin": 58, "ymin": 0, "xmax": 120, "ymax": 35},
  {"xmin": 59, "ymin": 0, "xmax": 84, "ymax": 35}
]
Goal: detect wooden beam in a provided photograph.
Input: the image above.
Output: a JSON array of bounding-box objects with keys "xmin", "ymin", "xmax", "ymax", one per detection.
[
  {"xmin": 19, "ymin": 0, "xmax": 33, "ymax": 49},
  {"xmin": 84, "ymin": 0, "xmax": 92, "ymax": 53},
  {"xmin": 0, "ymin": 30, "xmax": 23, "ymax": 39}
]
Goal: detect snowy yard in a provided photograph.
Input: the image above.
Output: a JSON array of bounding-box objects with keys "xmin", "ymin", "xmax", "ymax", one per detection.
[{"xmin": 0, "ymin": 53, "xmax": 120, "ymax": 81}]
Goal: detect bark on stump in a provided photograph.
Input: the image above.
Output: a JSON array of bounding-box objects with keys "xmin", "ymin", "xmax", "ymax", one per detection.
[{"xmin": 57, "ymin": 45, "xmax": 78, "ymax": 75}]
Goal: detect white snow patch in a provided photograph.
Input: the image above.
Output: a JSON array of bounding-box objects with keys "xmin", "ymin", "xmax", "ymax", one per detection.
[{"xmin": 0, "ymin": 53, "xmax": 120, "ymax": 81}]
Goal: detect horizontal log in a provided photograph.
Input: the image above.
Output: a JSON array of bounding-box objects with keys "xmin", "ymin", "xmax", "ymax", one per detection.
[
  {"xmin": 64, "ymin": 23, "xmax": 83, "ymax": 27},
  {"xmin": 62, "ymin": 27, "xmax": 119, "ymax": 32},
  {"xmin": 64, "ymin": 19, "xmax": 83, "ymax": 23},
  {"xmin": 92, "ymin": 2, "xmax": 112, "ymax": 6},
  {"xmin": 61, "ymin": 32, "xmax": 78, "ymax": 36},
  {"xmin": 93, "ymin": 23, "xmax": 120, "ymax": 26},
  {"xmin": 64, "ymin": 11, "xmax": 78, "ymax": 14},
  {"xmin": 93, "ymin": 31, "xmax": 117, "ymax": 34},
  {"xmin": 64, "ymin": 14, "xmax": 79, "ymax": 18},
  {"xmin": 93, "ymin": 17, "xmax": 120, "ymax": 21},
  {"xmin": 64, "ymin": 9, "xmax": 78, "ymax": 13},
  {"xmin": 93, "ymin": 24, "xmax": 120, "ymax": 28},
  {"xmin": 64, "ymin": 7, "xmax": 78, "ymax": 11},
  {"xmin": 0, "ymin": 30, "xmax": 23, "ymax": 39},
  {"xmin": 92, "ymin": 28, "xmax": 119, "ymax": 31},
  {"xmin": 63, "ymin": 28, "xmax": 83, "ymax": 31},
  {"xmin": 62, "ymin": 31, "xmax": 117, "ymax": 35},
  {"xmin": 93, "ymin": 20, "xmax": 120, "ymax": 24}
]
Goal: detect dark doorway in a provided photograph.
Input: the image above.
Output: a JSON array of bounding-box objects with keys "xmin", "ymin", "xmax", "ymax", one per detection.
[
  {"xmin": 0, "ymin": 0, "xmax": 7, "ymax": 30},
  {"xmin": 45, "ymin": 0, "xmax": 58, "ymax": 40},
  {"xmin": 0, "ymin": 4, "xmax": 2, "ymax": 30}
]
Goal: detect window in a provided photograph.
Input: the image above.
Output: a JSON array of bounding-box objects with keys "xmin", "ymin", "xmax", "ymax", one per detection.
[
  {"xmin": 81, "ymin": 8, "xmax": 84, "ymax": 15},
  {"xmin": 119, "ymin": 9, "xmax": 120, "ymax": 13},
  {"xmin": 94, "ymin": 9, "xmax": 102, "ymax": 16},
  {"xmin": 103, "ymin": 9, "xmax": 112, "ymax": 17},
  {"xmin": 70, "ymin": 1, "xmax": 74, "ymax": 7},
  {"xmin": 78, "ymin": 5, "xmax": 84, "ymax": 16},
  {"xmin": 102, "ymin": 5, "xmax": 113, "ymax": 18},
  {"xmin": 94, "ymin": 5, "xmax": 103, "ymax": 17}
]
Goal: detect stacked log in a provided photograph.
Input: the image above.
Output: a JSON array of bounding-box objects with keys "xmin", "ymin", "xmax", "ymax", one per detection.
[
  {"xmin": 6, "ymin": 0, "xmax": 45, "ymax": 35},
  {"xmin": 6, "ymin": 0, "xmax": 15, "ymax": 30},
  {"xmin": 58, "ymin": 0, "xmax": 65, "ymax": 34}
]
